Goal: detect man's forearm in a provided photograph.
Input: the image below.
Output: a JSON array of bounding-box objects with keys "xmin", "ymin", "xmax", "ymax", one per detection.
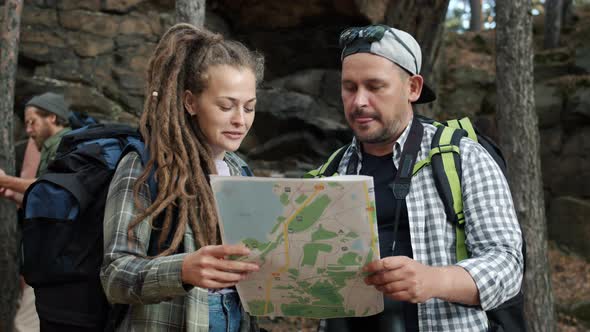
[
  {"xmin": 21, "ymin": 138, "xmax": 40, "ymax": 179},
  {"xmin": 432, "ymin": 265, "xmax": 480, "ymax": 306},
  {"xmin": 0, "ymin": 175, "xmax": 35, "ymax": 194}
]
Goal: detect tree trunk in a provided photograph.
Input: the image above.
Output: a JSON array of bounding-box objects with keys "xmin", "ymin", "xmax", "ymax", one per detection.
[
  {"xmin": 544, "ymin": 0, "xmax": 563, "ymax": 49},
  {"xmin": 384, "ymin": 0, "xmax": 450, "ymax": 88},
  {"xmin": 469, "ymin": 0, "xmax": 483, "ymax": 32},
  {"xmin": 561, "ymin": 0, "xmax": 573, "ymax": 28},
  {"xmin": 0, "ymin": 0, "xmax": 23, "ymax": 330},
  {"xmin": 496, "ymin": 1, "xmax": 556, "ymax": 332},
  {"xmin": 176, "ymin": 0, "xmax": 205, "ymax": 27}
]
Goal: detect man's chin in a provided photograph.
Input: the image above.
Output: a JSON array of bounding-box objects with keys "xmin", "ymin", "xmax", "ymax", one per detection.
[
  {"xmin": 353, "ymin": 130, "xmax": 390, "ymax": 145},
  {"xmin": 358, "ymin": 137, "xmax": 391, "ymax": 145},
  {"xmin": 33, "ymin": 139, "xmax": 43, "ymax": 150}
]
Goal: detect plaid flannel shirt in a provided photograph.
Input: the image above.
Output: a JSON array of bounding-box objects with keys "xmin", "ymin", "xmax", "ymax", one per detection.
[
  {"xmin": 321, "ymin": 119, "xmax": 523, "ymax": 332},
  {"xmin": 101, "ymin": 151, "xmax": 258, "ymax": 332}
]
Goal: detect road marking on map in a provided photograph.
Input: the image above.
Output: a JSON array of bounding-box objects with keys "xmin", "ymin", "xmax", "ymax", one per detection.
[{"xmin": 211, "ymin": 175, "xmax": 384, "ymax": 318}]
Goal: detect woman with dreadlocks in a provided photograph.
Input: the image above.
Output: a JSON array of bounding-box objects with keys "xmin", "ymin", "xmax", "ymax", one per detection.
[{"xmin": 101, "ymin": 23, "xmax": 264, "ymax": 332}]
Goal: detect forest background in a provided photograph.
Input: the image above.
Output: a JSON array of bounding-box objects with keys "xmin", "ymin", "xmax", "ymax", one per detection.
[{"xmin": 0, "ymin": 0, "xmax": 589, "ymax": 331}]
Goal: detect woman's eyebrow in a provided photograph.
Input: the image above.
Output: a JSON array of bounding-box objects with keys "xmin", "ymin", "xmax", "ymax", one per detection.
[{"xmin": 218, "ymin": 96, "xmax": 257, "ymax": 103}]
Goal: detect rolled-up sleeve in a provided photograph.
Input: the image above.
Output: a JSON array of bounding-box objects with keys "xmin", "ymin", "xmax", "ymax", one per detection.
[
  {"xmin": 455, "ymin": 140, "xmax": 524, "ymax": 311},
  {"xmin": 100, "ymin": 152, "xmax": 189, "ymax": 305}
]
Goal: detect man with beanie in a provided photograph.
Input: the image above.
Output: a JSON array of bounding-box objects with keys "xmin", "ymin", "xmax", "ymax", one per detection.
[
  {"xmin": 0, "ymin": 92, "xmax": 71, "ymax": 332},
  {"xmin": 311, "ymin": 25, "xmax": 523, "ymax": 331},
  {"xmin": 0, "ymin": 92, "xmax": 71, "ymax": 205}
]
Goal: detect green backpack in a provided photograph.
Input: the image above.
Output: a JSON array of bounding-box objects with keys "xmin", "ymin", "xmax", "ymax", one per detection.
[{"xmin": 305, "ymin": 115, "xmax": 527, "ymax": 331}]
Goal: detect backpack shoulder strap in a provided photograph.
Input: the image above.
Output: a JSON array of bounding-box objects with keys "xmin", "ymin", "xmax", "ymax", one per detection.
[
  {"xmin": 446, "ymin": 117, "xmax": 508, "ymax": 174},
  {"xmin": 240, "ymin": 165, "xmax": 254, "ymax": 177},
  {"xmin": 430, "ymin": 124, "xmax": 469, "ymax": 261},
  {"xmin": 415, "ymin": 117, "xmax": 510, "ymax": 263},
  {"xmin": 446, "ymin": 117, "xmax": 478, "ymax": 142},
  {"xmin": 118, "ymin": 139, "xmax": 158, "ymax": 202},
  {"xmin": 120, "ymin": 138, "xmax": 148, "ymax": 165},
  {"xmin": 304, "ymin": 145, "xmax": 349, "ymax": 178}
]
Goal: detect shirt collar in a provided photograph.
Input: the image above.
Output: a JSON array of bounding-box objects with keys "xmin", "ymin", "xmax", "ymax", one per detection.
[
  {"xmin": 350, "ymin": 117, "xmax": 414, "ymax": 168},
  {"xmin": 41, "ymin": 127, "xmax": 71, "ymax": 151},
  {"xmin": 223, "ymin": 152, "xmax": 247, "ymax": 176}
]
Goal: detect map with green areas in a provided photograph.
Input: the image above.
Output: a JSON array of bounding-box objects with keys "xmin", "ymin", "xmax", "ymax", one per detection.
[{"xmin": 210, "ymin": 175, "xmax": 383, "ymax": 319}]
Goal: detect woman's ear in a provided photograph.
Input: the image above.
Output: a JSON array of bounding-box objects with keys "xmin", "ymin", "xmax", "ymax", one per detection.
[{"xmin": 183, "ymin": 90, "xmax": 197, "ymax": 116}]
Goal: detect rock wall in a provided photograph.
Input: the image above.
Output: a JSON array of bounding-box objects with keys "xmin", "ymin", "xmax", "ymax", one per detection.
[
  {"xmin": 4, "ymin": 0, "xmax": 374, "ymax": 175},
  {"xmin": 10, "ymin": 0, "xmax": 175, "ymax": 125},
  {"xmin": 2, "ymin": 1, "xmax": 588, "ymax": 258}
]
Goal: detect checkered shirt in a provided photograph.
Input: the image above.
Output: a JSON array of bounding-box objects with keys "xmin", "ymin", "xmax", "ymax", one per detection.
[
  {"xmin": 321, "ymin": 119, "xmax": 524, "ymax": 332},
  {"xmin": 100, "ymin": 151, "xmax": 258, "ymax": 332}
]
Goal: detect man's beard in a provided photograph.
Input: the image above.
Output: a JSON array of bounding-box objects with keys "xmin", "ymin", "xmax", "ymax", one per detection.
[
  {"xmin": 349, "ymin": 108, "xmax": 395, "ymax": 144},
  {"xmin": 32, "ymin": 136, "xmax": 44, "ymax": 150},
  {"xmin": 32, "ymin": 124, "xmax": 52, "ymax": 150}
]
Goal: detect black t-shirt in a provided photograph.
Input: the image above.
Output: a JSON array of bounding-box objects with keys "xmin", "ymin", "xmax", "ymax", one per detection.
[
  {"xmin": 358, "ymin": 152, "xmax": 419, "ymax": 332},
  {"xmin": 360, "ymin": 153, "xmax": 412, "ymax": 259}
]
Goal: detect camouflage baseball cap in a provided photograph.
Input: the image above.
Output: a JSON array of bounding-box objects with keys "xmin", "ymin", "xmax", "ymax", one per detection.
[{"xmin": 339, "ymin": 24, "xmax": 436, "ymax": 104}]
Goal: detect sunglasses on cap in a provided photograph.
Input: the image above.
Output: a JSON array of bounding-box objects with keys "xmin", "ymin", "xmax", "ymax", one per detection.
[{"xmin": 338, "ymin": 24, "xmax": 419, "ymax": 75}]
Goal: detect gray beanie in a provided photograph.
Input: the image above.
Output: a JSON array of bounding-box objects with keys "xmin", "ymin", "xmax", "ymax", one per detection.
[{"xmin": 25, "ymin": 92, "xmax": 71, "ymax": 121}]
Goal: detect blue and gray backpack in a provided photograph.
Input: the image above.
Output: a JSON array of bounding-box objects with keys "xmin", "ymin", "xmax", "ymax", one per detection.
[
  {"xmin": 21, "ymin": 121, "xmax": 255, "ymax": 330},
  {"xmin": 21, "ymin": 123, "xmax": 145, "ymax": 330}
]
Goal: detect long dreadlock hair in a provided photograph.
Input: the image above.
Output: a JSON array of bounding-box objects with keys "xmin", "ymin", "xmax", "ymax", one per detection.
[{"xmin": 130, "ymin": 23, "xmax": 264, "ymax": 256}]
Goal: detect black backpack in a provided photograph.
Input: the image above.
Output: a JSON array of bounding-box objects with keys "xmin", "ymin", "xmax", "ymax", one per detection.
[
  {"xmin": 21, "ymin": 123, "xmax": 144, "ymax": 330},
  {"xmin": 307, "ymin": 116, "xmax": 527, "ymax": 332}
]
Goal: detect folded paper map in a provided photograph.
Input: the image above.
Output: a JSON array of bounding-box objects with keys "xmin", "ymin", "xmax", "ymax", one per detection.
[{"xmin": 210, "ymin": 175, "xmax": 383, "ymax": 319}]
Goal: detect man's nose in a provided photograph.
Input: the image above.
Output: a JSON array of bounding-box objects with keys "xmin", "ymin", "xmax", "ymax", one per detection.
[{"xmin": 352, "ymin": 89, "xmax": 369, "ymax": 108}]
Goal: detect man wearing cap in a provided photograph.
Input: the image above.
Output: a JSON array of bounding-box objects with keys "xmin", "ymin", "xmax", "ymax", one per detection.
[
  {"xmin": 314, "ymin": 25, "xmax": 523, "ymax": 331},
  {"xmin": 0, "ymin": 92, "xmax": 72, "ymax": 205}
]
